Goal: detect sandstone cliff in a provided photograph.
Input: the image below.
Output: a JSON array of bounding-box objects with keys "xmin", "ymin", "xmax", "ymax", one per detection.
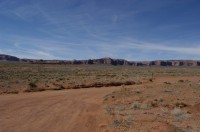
[{"xmin": 0, "ymin": 54, "xmax": 200, "ymax": 66}]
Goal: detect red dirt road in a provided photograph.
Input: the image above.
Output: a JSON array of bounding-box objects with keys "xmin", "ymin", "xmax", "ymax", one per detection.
[{"xmin": 0, "ymin": 87, "xmax": 118, "ymax": 132}]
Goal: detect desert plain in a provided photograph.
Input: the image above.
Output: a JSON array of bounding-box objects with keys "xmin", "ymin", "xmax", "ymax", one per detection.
[{"xmin": 0, "ymin": 62, "xmax": 200, "ymax": 132}]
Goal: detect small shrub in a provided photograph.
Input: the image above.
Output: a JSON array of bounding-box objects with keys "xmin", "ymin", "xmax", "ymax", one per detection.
[
  {"xmin": 124, "ymin": 81, "xmax": 135, "ymax": 85},
  {"xmin": 114, "ymin": 106, "xmax": 126, "ymax": 111},
  {"xmin": 178, "ymin": 80, "xmax": 184, "ymax": 83},
  {"xmin": 140, "ymin": 103, "xmax": 151, "ymax": 110},
  {"xmin": 160, "ymin": 98, "xmax": 164, "ymax": 102},
  {"xmin": 29, "ymin": 82, "xmax": 37, "ymax": 88},
  {"xmin": 130, "ymin": 101, "xmax": 141, "ymax": 109},
  {"xmin": 164, "ymin": 82, "xmax": 171, "ymax": 84},
  {"xmin": 52, "ymin": 85, "xmax": 65, "ymax": 90},
  {"xmin": 105, "ymin": 105, "xmax": 114, "ymax": 115},
  {"xmin": 150, "ymin": 101, "xmax": 158, "ymax": 107},
  {"xmin": 111, "ymin": 118, "xmax": 132, "ymax": 130},
  {"xmin": 109, "ymin": 82, "xmax": 122, "ymax": 86},
  {"xmin": 59, "ymin": 85, "xmax": 65, "ymax": 89},
  {"xmin": 112, "ymin": 119, "xmax": 123, "ymax": 128},
  {"xmin": 175, "ymin": 102, "xmax": 187, "ymax": 108},
  {"xmin": 132, "ymin": 89, "xmax": 142, "ymax": 94},
  {"xmin": 171, "ymin": 108, "xmax": 187, "ymax": 118},
  {"xmin": 149, "ymin": 78, "xmax": 153, "ymax": 82},
  {"xmin": 25, "ymin": 82, "xmax": 45, "ymax": 92}
]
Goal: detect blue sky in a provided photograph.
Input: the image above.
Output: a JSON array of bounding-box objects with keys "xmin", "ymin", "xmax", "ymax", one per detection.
[{"xmin": 0, "ymin": 0, "xmax": 200, "ymax": 60}]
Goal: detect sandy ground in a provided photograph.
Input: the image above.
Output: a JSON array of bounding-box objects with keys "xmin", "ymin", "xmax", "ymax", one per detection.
[
  {"xmin": 0, "ymin": 87, "xmax": 119, "ymax": 132},
  {"xmin": 103, "ymin": 76, "xmax": 200, "ymax": 132},
  {"xmin": 0, "ymin": 76, "xmax": 200, "ymax": 132}
]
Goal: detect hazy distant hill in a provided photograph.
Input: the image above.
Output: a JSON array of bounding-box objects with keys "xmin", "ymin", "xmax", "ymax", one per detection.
[
  {"xmin": 0, "ymin": 54, "xmax": 200, "ymax": 66},
  {"xmin": 0, "ymin": 54, "xmax": 20, "ymax": 62}
]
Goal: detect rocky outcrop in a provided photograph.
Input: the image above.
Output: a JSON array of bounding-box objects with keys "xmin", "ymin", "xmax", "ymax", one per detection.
[
  {"xmin": 0, "ymin": 54, "xmax": 200, "ymax": 66},
  {"xmin": 28, "ymin": 59, "xmax": 200, "ymax": 67}
]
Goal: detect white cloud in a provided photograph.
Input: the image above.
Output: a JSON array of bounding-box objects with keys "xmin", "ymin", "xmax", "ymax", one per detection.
[
  {"xmin": 0, "ymin": 48, "xmax": 63, "ymax": 60},
  {"xmin": 129, "ymin": 43, "xmax": 200, "ymax": 55},
  {"xmin": 107, "ymin": 38, "xmax": 200, "ymax": 56}
]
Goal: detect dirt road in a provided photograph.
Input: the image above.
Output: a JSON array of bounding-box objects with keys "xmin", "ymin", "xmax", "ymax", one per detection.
[{"xmin": 0, "ymin": 87, "xmax": 118, "ymax": 132}]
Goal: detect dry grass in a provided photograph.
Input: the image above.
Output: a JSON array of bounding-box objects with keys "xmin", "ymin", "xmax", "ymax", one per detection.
[{"xmin": 0, "ymin": 62, "xmax": 153, "ymax": 93}]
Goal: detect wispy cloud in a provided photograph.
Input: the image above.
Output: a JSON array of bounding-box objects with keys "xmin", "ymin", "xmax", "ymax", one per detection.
[{"xmin": 103, "ymin": 39, "xmax": 200, "ymax": 56}]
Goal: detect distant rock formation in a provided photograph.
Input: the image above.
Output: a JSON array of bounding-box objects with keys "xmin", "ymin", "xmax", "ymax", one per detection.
[
  {"xmin": 0, "ymin": 54, "xmax": 200, "ymax": 66},
  {"xmin": 0, "ymin": 54, "xmax": 20, "ymax": 61}
]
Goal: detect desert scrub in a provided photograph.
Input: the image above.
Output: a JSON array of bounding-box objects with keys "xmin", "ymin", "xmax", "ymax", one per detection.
[
  {"xmin": 52, "ymin": 85, "xmax": 65, "ymax": 90},
  {"xmin": 131, "ymin": 89, "xmax": 142, "ymax": 94},
  {"xmin": 149, "ymin": 78, "xmax": 153, "ymax": 82},
  {"xmin": 150, "ymin": 101, "xmax": 158, "ymax": 107},
  {"xmin": 130, "ymin": 101, "xmax": 141, "ymax": 109},
  {"xmin": 164, "ymin": 82, "xmax": 171, "ymax": 84},
  {"xmin": 105, "ymin": 105, "xmax": 115, "ymax": 115},
  {"xmin": 110, "ymin": 117, "xmax": 133, "ymax": 131},
  {"xmin": 175, "ymin": 102, "xmax": 187, "ymax": 108},
  {"xmin": 171, "ymin": 108, "xmax": 188, "ymax": 118},
  {"xmin": 24, "ymin": 82, "xmax": 45, "ymax": 92},
  {"xmin": 29, "ymin": 82, "xmax": 37, "ymax": 88}
]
